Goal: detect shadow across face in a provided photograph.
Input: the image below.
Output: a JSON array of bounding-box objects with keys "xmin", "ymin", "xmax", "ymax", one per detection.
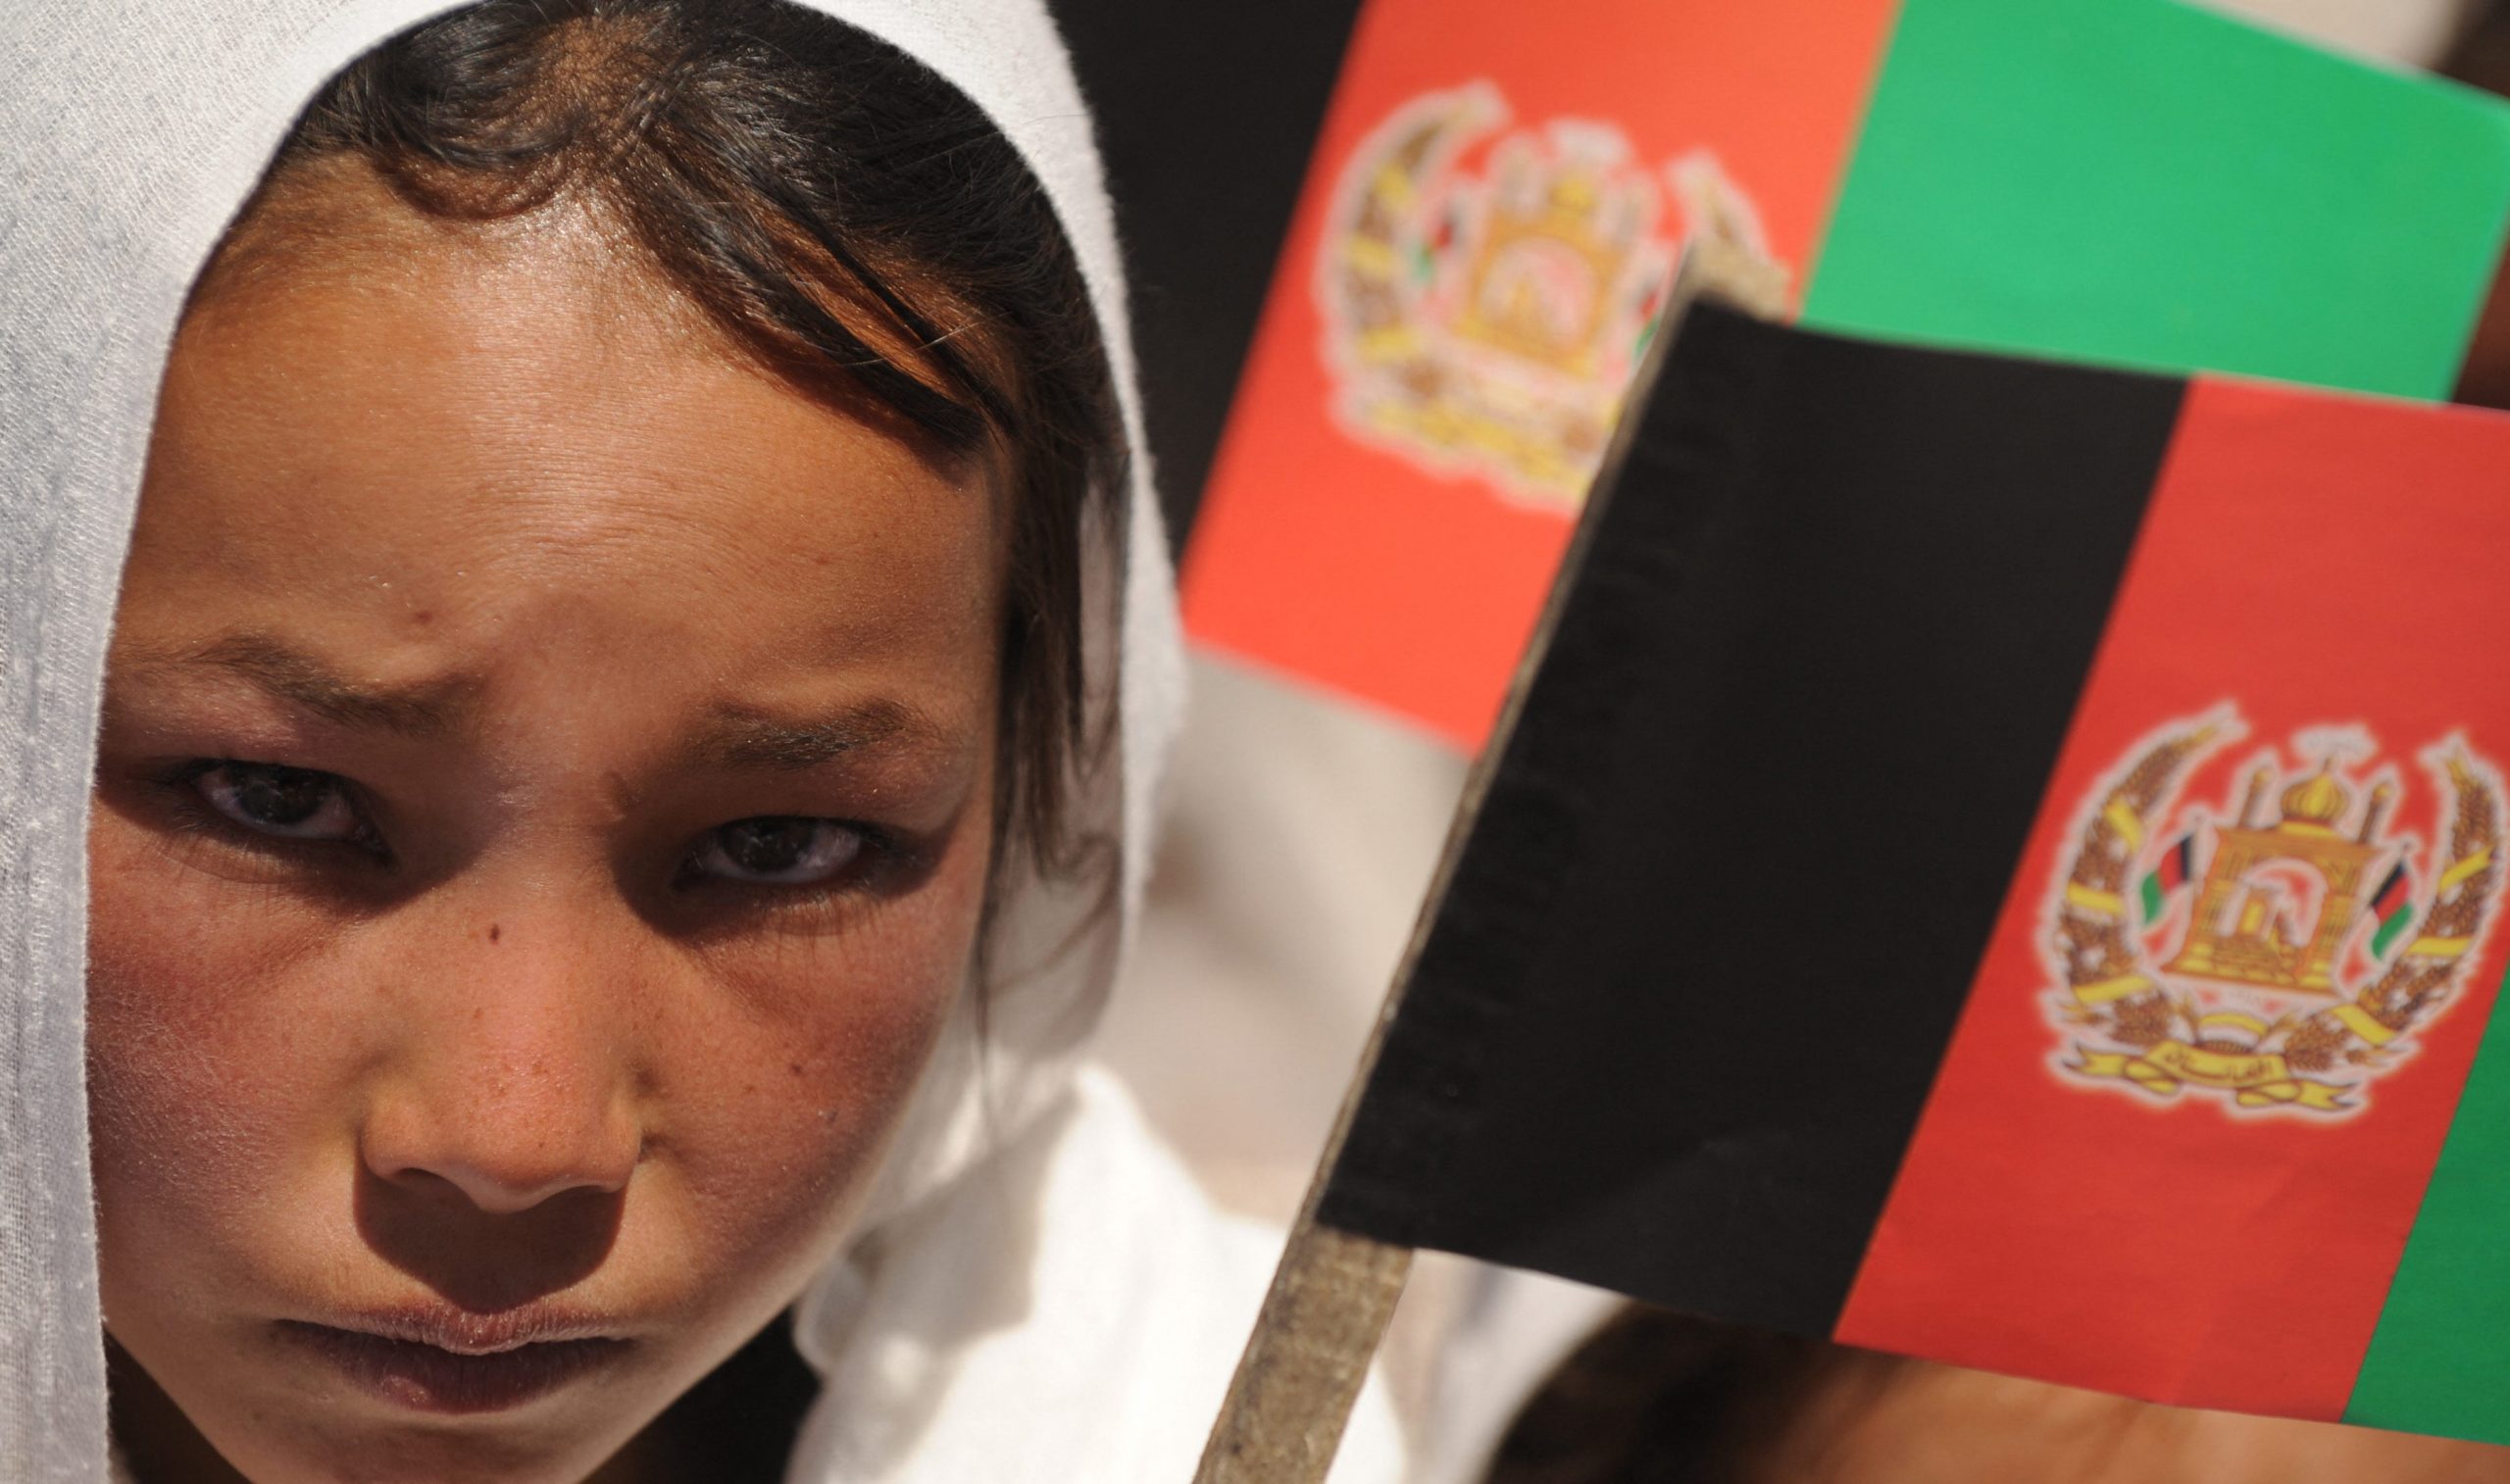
[{"xmin": 355, "ymin": 1170, "xmax": 626, "ymax": 1315}]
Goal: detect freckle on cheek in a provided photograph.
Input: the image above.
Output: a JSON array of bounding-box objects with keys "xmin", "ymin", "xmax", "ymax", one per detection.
[{"xmin": 488, "ymin": 922, "xmax": 501, "ymax": 944}]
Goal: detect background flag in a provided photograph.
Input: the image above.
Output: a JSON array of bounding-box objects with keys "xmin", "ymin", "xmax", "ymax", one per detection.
[
  {"xmin": 1180, "ymin": 0, "xmax": 2510, "ymax": 747},
  {"xmin": 1316, "ymin": 303, "xmax": 2510, "ymax": 1444}
]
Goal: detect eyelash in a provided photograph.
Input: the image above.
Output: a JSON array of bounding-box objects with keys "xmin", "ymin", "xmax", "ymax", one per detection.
[
  {"xmin": 672, "ymin": 820, "xmax": 900, "ymax": 900},
  {"xmin": 160, "ymin": 758, "xmax": 390, "ymax": 862},
  {"xmin": 153, "ymin": 758, "xmax": 900, "ymax": 904}
]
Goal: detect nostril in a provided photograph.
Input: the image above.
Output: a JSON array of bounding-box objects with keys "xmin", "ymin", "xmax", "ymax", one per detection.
[
  {"xmin": 375, "ymin": 1156, "xmax": 619, "ymax": 1215},
  {"xmin": 360, "ymin": 1087, "xmax": 641, "ymax": 1216}
]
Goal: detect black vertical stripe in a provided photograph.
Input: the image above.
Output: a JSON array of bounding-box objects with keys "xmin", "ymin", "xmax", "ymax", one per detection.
[
  {"xmin": 1319, "ymin": 306, "xmax": 2186, "ymax": 1336},
  {"xmin": 1051, "ymin": 0, "xmax": 1368, "ymax": 543}
]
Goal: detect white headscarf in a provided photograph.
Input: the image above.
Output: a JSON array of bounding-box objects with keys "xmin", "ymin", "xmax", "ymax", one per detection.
[{"xmin": 0, "ymin": 1, "xmax": 1230, "ymax": 1477}]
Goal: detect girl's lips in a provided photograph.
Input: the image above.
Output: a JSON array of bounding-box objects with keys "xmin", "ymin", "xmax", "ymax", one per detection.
[{"xmin": 276, "ymin": 1318, "xmax": 631, "ymax": 1414}]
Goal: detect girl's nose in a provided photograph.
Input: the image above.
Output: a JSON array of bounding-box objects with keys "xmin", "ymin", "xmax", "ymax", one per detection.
[{"xmin": 357, "ymin": 907, "xmax": 644, "ymax": 1214}]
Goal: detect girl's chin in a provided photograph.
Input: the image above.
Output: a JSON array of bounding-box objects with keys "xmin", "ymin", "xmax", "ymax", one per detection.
[{"xmin": 114, "ymin": 1324, "xmax": 677, "ymax": 1484}]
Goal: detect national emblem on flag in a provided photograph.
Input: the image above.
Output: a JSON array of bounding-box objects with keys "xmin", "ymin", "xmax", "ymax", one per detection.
[
  {"xmin": 2050, "ymin": 721, "xmax": 2506, "ymax": 1116},
  {"xmin": 1317, "ymin": 83, "xmax": 1773, "ymax": 509}
]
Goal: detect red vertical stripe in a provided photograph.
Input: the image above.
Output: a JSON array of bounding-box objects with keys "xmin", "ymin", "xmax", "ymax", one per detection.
[
  {"xmin": 1835, "ymin": 378, "xmax": 2510, "ymax": 1419},
  {"xmin": 1180, "ymin": 0, "xmax": 1901, "ymax": 746}
]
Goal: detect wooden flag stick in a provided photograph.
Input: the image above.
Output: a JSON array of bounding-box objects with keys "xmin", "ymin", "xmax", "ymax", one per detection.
[{"xmin": 1188, "ymin": 214, "xmax": 1785, "ymax": 1484}]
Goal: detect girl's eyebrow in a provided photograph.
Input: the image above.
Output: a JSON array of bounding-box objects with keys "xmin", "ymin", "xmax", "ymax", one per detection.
[
  {"xmin": 696, "ymin": 699, "xmax": 952, "ymax": 771},
  {"xmin": 132, "ymin": 630, "xmax": 481, "ymax": 738},
  {"xmin": 123, "ymin": 631, "xmax": 954, "ymax": 767}
]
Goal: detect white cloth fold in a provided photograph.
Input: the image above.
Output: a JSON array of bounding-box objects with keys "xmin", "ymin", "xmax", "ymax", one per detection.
[{"xmin": 794, "ymin": 1066, "xmax": 1401, "ymax": 1484}]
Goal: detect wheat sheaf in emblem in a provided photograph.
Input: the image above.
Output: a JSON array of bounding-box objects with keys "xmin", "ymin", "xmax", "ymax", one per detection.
[
  {"xmin": 1315, "ymin": 82, "xmax": 1780, "ymax": 510},
  {"xmin": 2047, "ymin": 709, "xmax": 2505, "ymax": 1116}
]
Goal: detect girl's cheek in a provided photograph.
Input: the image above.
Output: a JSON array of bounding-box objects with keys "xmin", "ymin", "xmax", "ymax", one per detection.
[
  {"xmin": 84, "ymin": 813, "xmax": 346, "ymax": 1214},
  {"xmin": 661, "ymin": 864, "xmax": 983, "ymax": 1253}
]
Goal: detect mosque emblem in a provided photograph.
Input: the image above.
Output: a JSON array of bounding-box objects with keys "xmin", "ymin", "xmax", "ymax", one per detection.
[
  {"xmin": 1316, "ymin": 82, "xmax": 1781, "ymax": 510},
  {"xmin": 2046, "ymin": 710, "xmax": 2503, "ymax": 1116}
]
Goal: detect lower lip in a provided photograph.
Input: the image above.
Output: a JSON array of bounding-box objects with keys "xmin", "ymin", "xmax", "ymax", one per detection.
[{"xmin": 276, "ymin": 1321, "xmax": 629, "ymax": 1414}]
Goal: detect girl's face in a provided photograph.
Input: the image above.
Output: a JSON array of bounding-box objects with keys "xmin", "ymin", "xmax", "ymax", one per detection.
[{"xmin": 87, "ymin": 178, "xmax": 1005, "ymax": 1480}]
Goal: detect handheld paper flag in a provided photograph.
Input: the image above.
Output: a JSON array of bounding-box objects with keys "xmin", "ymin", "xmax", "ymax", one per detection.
[{"xmin": 1315, "ymin": 303, "xmax": 2510, "ymax": 1444}]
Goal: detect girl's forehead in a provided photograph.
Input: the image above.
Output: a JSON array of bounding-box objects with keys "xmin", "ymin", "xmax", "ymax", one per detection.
[
  {"xmin": 159, "ymin": 204, "xmax": 998, "ymax": 573},
  {"xmin": 202, "ymin": 154, "xmax": 1015, "ymax": 468},
  {"xmin": 122, "ymin": 198, "xmax": 1009, "ymax": 736}
]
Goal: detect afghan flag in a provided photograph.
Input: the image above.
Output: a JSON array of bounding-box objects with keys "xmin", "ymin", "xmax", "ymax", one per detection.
[
  {"xmin": 2370, "ymin": 861, "xmax": 2419, "ymax": 961},
  {"xmin": 2137, "ymin": 833, "xmax": 2196, "ymax": 923},
  {"xmin": 1316, "ymin": 304, "xmax": 2510, "ymax": 1444},
  {"xmin": 1180, "ymin": 0, "xmax": 2510, "ymax": 748}
]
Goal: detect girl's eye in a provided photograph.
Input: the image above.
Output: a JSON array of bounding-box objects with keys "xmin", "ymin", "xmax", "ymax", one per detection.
[
  {"xmin": 691, "ymin": 816, "xmax": 865, "ymax": 886},
  {"xmin": 192, "ymin": 761, "xmax": 363, "ymax": 842}
]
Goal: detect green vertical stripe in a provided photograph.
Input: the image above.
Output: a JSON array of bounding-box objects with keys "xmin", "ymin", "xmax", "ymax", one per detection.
[
  {"xmin": 1803, "ymin": 0, "xmax": 2510, "ymax": 397},
  {"xmin": 2346, "ymin": 965, "xmax": 2510, "ymax": 1443}
]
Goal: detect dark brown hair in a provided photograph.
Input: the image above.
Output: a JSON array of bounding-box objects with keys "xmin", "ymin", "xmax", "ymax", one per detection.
[
  {"xmin": 231, "ymin": 0, "xmax": 1119, "ymax": 880},
  {"xmin": 1482, "ymin": 1307, "xmax": 1832, "ymax": 1484}
]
